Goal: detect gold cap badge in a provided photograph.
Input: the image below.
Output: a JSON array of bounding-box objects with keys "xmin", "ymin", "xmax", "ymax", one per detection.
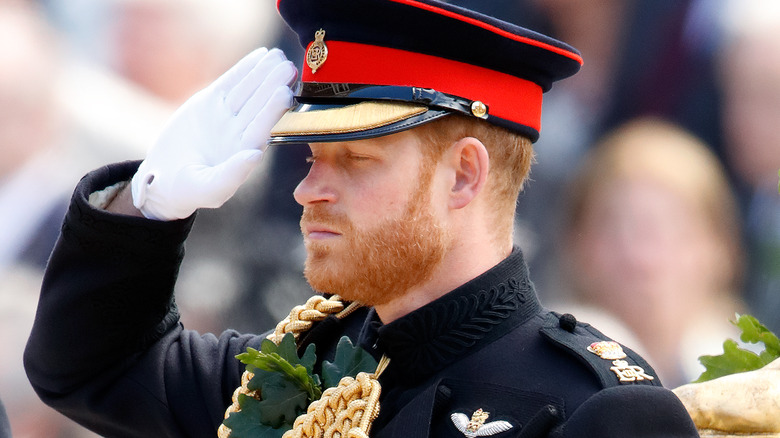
[
  {"xmin": 307, "ymin": 29, "xmax": 328, "ymax": 73},
  {"xmin": 587, "ymin": 341, "xmax": 627, "ymax": 360}
]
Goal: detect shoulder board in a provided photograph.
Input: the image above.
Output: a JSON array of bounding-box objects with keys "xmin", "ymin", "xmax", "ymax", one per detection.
[{"xmin": 539, "ymin": 312, "xmax": 662, "ymax": 388}]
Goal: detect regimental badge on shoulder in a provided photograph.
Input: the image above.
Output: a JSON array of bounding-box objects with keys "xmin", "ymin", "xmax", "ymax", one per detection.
[
  {"xmin": 451, "ymin": 409, "xmax": 513, "ymax": 437},
  {"xmin": 587, "ymin": 341, "xmax": 655, "ymax": 383},
  {"xmin": 610, "ymin": 360, "xmax": 654, "ymax": 382},
  {"xmin": 307, "ymin": 28, "xmax": 328, "ymax": 73},
  {"xmin": 587, "ymin": 341, "xmax": 627, "ymax": 360}
]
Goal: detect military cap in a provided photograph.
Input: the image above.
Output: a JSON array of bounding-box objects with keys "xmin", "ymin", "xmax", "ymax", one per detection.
[{"xmin": 269, "ymin": 0, "xmax": 583, "ymax": 144}]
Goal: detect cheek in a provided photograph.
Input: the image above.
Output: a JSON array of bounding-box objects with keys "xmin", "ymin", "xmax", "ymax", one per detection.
[
  {"xmin": 345, "ymin": 155, "xmax": 433, "ymax": 226},
  {"xmin": 344, "ymin": 185, "xmax": 409, "ymax": 228}
]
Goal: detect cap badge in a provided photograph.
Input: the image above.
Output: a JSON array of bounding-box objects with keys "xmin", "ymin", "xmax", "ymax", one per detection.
[
  {"xmin": 471, "ymin": 101, "xmax": 488, "ymax": 118},
  {"xmin": 587, "ymin": 341, "xmax": 627, "ymax": 360},
  {"xmin": 451, "ymin": 409, "xmax": 513, "ymax": 437},
  {"xmin": 307, "ymin": 28, "xmax": 328, "ymax": 73},
  {"xmin": 610, "ymin": 359, "xmax": 655, "ymax": 382}
]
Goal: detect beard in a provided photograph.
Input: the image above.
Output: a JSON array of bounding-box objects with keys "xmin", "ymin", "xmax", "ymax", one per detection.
[{"xmin": 300, "ymin": 165, "xmax": 449, "ymax": 306}]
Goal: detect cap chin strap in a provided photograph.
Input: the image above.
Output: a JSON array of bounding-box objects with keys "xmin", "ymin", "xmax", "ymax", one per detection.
[
  {"xmin": 218, "ymin": 295, "xmax": 390, "ymax": 438},
  {"xmin": 295, "ymin": 83, "xmax": 479, "ymax": 115}
]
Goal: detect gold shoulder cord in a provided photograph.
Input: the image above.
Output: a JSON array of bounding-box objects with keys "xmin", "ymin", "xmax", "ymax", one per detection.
[{"xmin": 217, "ymin": 295, "xmax": 390, "ymax": 438}]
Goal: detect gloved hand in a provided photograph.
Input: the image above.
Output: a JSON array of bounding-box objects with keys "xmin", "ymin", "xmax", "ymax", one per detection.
[{"xmin": 131, "ymin": 47, "xmax": 297, "ymax": 221}]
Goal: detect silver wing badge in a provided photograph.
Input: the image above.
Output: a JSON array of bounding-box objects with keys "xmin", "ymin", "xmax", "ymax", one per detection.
[{"xmin": 451, "ymin": 409, "xmax": 513, "ymax": 437}]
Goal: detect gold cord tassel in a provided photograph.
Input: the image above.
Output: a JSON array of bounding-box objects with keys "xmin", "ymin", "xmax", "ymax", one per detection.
[
  {"xmin": 218, "ymin": 296, "xmax": 373, "ymax": 438},
  {"xmin": 284, "ymin": 355, "xmax": 390, "ymax": 438}
]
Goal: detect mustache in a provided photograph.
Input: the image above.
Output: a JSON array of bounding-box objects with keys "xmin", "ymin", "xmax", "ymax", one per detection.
[{"xmin": 300, "ymin": 207, "xmax": 353, "ymax": 231}]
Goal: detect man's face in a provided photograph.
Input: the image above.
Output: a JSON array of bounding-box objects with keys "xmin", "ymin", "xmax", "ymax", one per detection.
[{"xmin": 293, "ymin": 130, "xmax": 449, "ymax": 306}]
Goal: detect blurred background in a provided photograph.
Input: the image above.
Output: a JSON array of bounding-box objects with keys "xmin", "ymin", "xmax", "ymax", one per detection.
[{"xmin": 0, "ymin": 0, "xmax": 778, "ymax": 436}]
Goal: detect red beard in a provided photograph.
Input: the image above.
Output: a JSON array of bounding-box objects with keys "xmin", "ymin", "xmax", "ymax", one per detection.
[{"xmin": 300, "ymin": 167, "xmax": 449, "ymax": 306}]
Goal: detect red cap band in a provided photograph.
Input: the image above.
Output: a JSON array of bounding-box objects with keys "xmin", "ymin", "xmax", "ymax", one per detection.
[{"xmin": 301, "ymin": 40, "xmax": 544, "ymax": 132}]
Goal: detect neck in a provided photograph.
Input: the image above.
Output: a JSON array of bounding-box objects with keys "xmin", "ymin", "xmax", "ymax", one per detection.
[{"xmin": 374, "ymin": 239, "xmax": 511, "ymax": 323}]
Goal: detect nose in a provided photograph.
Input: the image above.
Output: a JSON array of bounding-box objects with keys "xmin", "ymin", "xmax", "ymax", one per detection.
[{"xmin": 293, "ymin": 160, "xmax": 337, "ymax": 206}]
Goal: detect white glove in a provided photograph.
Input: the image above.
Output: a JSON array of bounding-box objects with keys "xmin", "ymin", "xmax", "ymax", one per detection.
[{"xmin": 131, "ymin": 47, "xmax": 297, "ymax": 221}]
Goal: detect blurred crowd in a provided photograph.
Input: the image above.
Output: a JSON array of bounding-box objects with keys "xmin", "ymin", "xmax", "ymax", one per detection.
[{"xmin": 0, "ymin": 0, "xmax": 778, "ymax": 436}]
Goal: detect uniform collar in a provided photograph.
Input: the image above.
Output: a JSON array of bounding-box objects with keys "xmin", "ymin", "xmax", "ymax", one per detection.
[{"xmin": 370, "ymin": 247, "xmax": 541, "ymax": 378}]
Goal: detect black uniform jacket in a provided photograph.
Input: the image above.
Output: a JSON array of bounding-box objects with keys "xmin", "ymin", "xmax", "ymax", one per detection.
[{"xmin": 24, "ymin": 161, "xmax": 699, "ymax": 438}]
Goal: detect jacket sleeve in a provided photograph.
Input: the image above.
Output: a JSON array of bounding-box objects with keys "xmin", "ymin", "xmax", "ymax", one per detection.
[
  {"xmin": 23, "ymin": 161, "xmax": 263, "ymax": 438},
  {"xmin": 550, "ymin": 385, "xmax": 699, "ymax": 438}
]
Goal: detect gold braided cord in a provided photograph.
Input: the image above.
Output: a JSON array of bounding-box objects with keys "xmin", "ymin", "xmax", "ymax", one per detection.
[
  {"xmin": 283, "ymin": 370, "xmax": 384, "ymax": 438},
  {"xmin": 267, "ymin": 295, "xmax": 350, "ymax": 344},
  {"xmin": 220, "ymin": 295, "xmax": 383, "ymax": 438}
]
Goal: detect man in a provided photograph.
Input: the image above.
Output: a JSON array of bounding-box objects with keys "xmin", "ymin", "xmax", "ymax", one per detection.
[{"xmin": 24, "ymin": 0, "xmax": 699, "ymax": 437}]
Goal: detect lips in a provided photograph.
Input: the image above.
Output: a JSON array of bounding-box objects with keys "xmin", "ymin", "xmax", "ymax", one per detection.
[
  {"xmin": 303, "ymin": 222, "xmax": 341, "ymax": 239},
  {"xmin": 301, "ymin": 207, "xmax": 351, "ymax": 241}
]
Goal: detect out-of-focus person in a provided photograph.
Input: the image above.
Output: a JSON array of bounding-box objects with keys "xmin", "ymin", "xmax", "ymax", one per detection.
[
  {"xmin": 0, "ymin": 3, "xmax": 103, "ymax": 437},
  {"xmin": 556, "ymin": 118, "xmax": 746, "ymax": 388},
  {"xmin": 455, "ymin": 0, "xmax": 727, "ymax": 302},
  {"xmin": 717, "ymin": 0, "xmax": 780, "ymax": 333},
  {"xmin": 108, "ymin": 0, "xmax": 280, "ymax": 105},
  {"xmin": 0, "ymin": 0, "xmax": 68, "ymax": 275}
]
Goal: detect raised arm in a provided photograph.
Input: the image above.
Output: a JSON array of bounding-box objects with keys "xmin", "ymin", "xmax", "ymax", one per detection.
[{"xmin": 24, "ymin": 47, "xmax": 296, "ymax": 437}]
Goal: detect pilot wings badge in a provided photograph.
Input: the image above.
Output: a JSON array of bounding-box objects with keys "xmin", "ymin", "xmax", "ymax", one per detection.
[{"xmin": 451, "ymin": 409, "xmax": 513, "ymax": 437}]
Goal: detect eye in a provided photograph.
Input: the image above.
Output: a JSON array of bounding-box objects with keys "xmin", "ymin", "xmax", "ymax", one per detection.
[
  {"xmin": 346, "ymin": 152, "xmax": 371, "ymax": 161},
  {"xmin": 305, "ymin": 155, "xmax": 317, "ymax": 164}
]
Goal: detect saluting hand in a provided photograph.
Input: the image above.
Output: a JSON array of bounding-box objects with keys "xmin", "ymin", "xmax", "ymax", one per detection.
[{"xmin": 131, "ymin": 47, "xmax": 297, "ymax": 221}]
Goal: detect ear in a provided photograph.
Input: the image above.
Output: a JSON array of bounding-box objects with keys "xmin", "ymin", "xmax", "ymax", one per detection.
[{"xmin": 446, "ymin": 136, "xmax": 489, "ymax": 210}]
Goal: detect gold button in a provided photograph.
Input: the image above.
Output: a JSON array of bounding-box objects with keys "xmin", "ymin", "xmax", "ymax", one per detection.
[{"xmin": 471, "ymin": 101, "xmax": 488, "ymax": 118}]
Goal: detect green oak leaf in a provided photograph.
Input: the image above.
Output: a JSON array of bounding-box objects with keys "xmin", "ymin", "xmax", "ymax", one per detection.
[
  {"xmin": 255, "ymin": 372, "xmax": 309, "ymax": 428},
  {"xmin": 734, "ymin": 313, "xmax": 780, "ymax": 356},
  {"xmin": 222, "ymin": 394, "xmax": 288, "ymax": 438},
  {"xmin": 321, "ymin": 336, "xmax": 379, "ymax": 389},
  {"xmin": 760, "ymin": 349, "xmax": 778, "ymax": 364},
  {"xmin": 237, "ymin": 335, "xmax": 322, "ymax": 401},
  {"xmin": 696, "ymin": 339, "xmax": 766, "ymax": 382},
  {"xmin": 224, "ymin": 333, "xmax": 323, "ymax": 437},
  {"xmin": 300, "ymin": 339, "xmax": 317, "ymax": 375},
  {"xmin": 259, "ymin": 334, "xmax": 318, "ymax": 377},
  {"xmin": 246, "ymin": 368, "xmax": 272, "ymax": 393},
  {"xmin": 270, "ymin": 334, "xmax": 300, "ymax": 365},
  {"xmin": 695, "ymin": 314, "xmax": 780, "ymax": 382}
]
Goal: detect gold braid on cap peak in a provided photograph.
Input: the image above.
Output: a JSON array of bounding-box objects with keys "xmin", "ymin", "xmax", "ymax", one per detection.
[{"xmin": 218, "ymin": 295, "xmax": 389, "ymax": 438}]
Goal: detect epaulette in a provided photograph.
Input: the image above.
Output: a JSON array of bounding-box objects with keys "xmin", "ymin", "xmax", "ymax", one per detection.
[{"xmin": 539, "ymin": 312, "xmax": 662, "ymax": 388}]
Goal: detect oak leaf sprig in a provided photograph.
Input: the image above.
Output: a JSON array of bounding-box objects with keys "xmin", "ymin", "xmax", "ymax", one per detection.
[
  {"xmin": 222, "ymin": 333, "xmax": 378, "ymax": 438},
  {"xmin": 695, "ymin": 314, "xmax": 780, "ymax": 382}
]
